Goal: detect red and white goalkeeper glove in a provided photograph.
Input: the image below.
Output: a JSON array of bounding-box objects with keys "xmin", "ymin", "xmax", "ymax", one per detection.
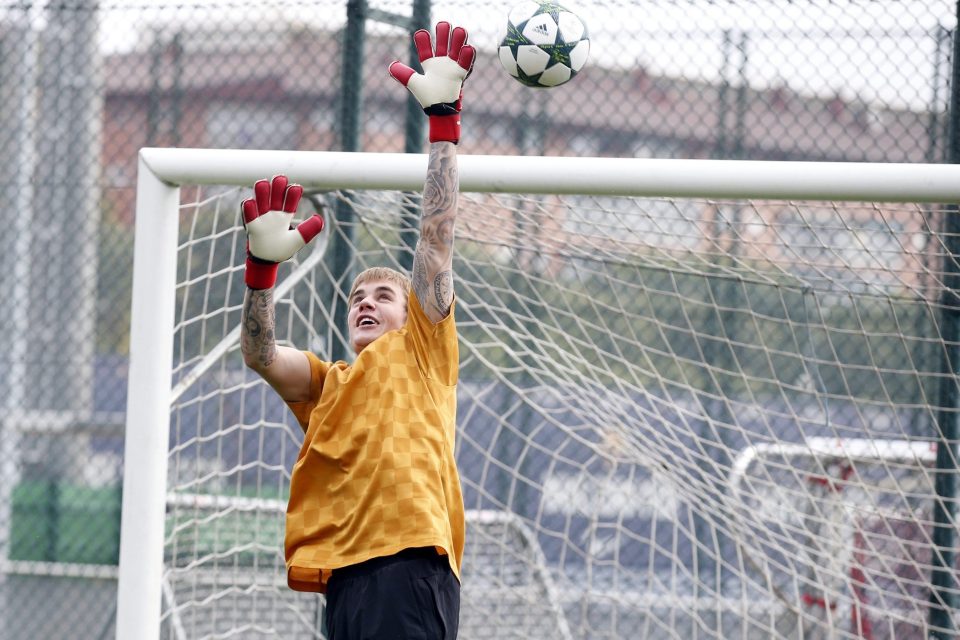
[
  {"xmin": 388, "ymin": 21, "xmax": 477, "ymax": 144},
  {"xmin": 242, "ymin": 175, "xmax": 324, "ymax": 290}
]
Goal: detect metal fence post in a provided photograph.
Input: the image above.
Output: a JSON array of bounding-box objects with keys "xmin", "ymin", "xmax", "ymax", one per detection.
[
  {"xmin": 330, "ymin": 0, "xmax": 368, "ymax": 363},
  {"xmin": 928, "ymin": 3, "xmax": 960, "ymax": 637}
]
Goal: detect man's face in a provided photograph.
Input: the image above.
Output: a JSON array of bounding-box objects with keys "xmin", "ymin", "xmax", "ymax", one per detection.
[{"xmin": 347, "ymin": 279, "xmax": 408, "ymax": 355}]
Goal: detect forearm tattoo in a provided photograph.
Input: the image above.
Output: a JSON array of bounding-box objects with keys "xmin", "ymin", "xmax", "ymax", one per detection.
[
  {"xmin": 241, "ymin": 288, "xmax": 277, "ymax": 368},
  {"xmin": 423, "ymin": 147, "xmax": 458, "ymax": 218},
  {"xmin": 414, "ymin": 143, "xmax": 458, "ymax": 318}
]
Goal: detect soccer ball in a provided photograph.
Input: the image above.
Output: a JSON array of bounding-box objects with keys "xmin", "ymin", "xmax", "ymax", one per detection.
[{"xmin": 498, "ymin": 0, "xmax": 590, "ymax": 88}]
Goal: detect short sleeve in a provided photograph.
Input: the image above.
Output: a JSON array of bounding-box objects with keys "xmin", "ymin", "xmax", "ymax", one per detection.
[
  {"xmin": 285, "ymin": 351, "xmax": 330, "ymax": 432},
  {"xmin": 406, "ymin": 291, "xmax": 459, "ymax": 385}
]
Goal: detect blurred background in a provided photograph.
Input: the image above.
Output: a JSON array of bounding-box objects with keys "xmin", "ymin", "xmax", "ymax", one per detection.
[{"xmin": 0, "ymin": 0, "xmax": 957, "ymax": 637}]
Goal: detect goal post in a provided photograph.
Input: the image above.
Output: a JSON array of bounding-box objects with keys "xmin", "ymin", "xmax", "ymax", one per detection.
[
  {"xmin": 116, "ymin": 153, "xmax": 180, "ymax": 639},
  {"xmin": 118, "ymin": 147, "xmax": 960, "ymax": 640},
  {"xmin": 136, "ymin": 146, "xmax": 960, "ymax": 202}
]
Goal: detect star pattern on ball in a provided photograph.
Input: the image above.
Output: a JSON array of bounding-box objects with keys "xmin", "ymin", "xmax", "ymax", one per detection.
[
  {"xmin": 502, "ymin": 23, "xmax": 528, "ymax": 51},
  {"xmin": 540, "ymin": 38, "xmax": 580, "ymax": 70}
]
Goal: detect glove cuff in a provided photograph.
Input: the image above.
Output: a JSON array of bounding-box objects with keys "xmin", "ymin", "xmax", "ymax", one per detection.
[
  {"xmin": 429, "ymin": 114, "xmax": 461, "ymax": 144},
  {"xmin": 245, "ymin": 255, "xmax": 279, "ymax": 290}
]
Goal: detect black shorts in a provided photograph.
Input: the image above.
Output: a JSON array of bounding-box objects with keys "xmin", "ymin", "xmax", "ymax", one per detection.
[{"xmin": 324, "ymin": 547, "xmax": 460, "ymax": 640}]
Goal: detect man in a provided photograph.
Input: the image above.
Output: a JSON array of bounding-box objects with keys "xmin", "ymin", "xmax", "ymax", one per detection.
[{"xmin": 239, "ymin": 21, "xmax": 475, "ymax": 640}]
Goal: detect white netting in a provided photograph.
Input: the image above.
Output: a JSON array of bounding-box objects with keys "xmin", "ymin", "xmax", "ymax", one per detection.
[{"xmin": 161, "ymin": 182, "xmax": 958, "ymax": 639}]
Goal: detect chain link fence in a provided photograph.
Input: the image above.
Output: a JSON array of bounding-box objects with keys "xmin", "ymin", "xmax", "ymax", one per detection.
[{"xmin": 0, "ymin": 0, "xmax": 957, "ymax": 638}]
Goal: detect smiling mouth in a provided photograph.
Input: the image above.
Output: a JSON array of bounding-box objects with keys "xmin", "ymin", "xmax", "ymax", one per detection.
[{"xmin": 357, "ymin": 317, "xmax": 378, "ymax": 328}]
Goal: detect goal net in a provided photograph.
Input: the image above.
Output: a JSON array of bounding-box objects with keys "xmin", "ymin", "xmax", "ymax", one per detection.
[{"xmin": 118, "ymin": 149, "xmax": 960, "ymax": 640}]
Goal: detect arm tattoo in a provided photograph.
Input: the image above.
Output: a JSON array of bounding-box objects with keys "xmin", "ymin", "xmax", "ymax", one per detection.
[
  {"xmin": 241, "ymin": 288, "xmax": 277, "ymax": 368},
  {"xmin": 422, "ymin": 145, "xmax": 458, "ymax": 220},
  {"xmin": 433, "ymin": 270, "xmax": 453, "ymax": 317},
  {"xmin": 413, "ymin": 143, "xmax": 458, "ymax": 318},
  {"xmin": 412, "ymin": 247, "xmax": 431, "ymax": 310}
]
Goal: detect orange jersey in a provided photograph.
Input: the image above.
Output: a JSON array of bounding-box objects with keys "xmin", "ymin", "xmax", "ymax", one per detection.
[{"xmin": 283, "ymin": 292, "xmax": 464, "ymax": 593}]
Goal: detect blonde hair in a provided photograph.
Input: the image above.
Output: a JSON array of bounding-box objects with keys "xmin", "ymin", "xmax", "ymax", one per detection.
[{"xmin": 348, "ymin": 266, "xmax": 411, "ymax": 301}]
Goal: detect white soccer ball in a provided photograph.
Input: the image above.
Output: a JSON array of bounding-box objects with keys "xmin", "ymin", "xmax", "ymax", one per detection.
[{"xmin": 498, "ymin": 0, "xmax": 590, "ymax": 88}]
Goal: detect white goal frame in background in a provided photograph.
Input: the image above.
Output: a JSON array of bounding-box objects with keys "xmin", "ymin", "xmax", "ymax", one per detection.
[{"xmin": 117, "ymin": 147, "xmax": 960, "ymax": 640}]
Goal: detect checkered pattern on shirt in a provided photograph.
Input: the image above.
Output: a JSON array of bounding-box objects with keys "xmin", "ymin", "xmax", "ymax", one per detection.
[{"xmin": 283, "ymin": 292, "xmax": 463, "ymax": 593}]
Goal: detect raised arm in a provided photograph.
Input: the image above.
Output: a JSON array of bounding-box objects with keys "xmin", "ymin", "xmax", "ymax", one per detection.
[
  {"xmin": 239, "ymin": 175, "xmax": 323, "ymax": 402},
  {"xmin": 412, "ymin": 142, "xmax": 458, "ymax": 321},
  {"xmin": 389, "ymin": 21, "xmax": 475, "ymax": 323},
  {"xmin": 241, "ymin": 287, "xmax": 311, "ymax": 402}
]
